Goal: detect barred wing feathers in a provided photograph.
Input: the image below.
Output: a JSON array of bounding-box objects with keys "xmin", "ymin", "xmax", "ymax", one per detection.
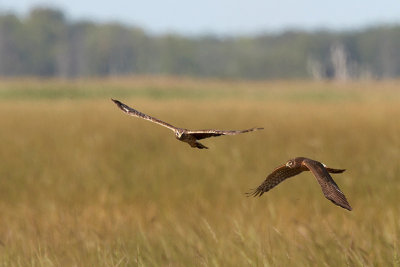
[
  {"xmin": 246, "ymin": 165, "xmax": 303, "ymax": 197},
  {"xmin": 111, "ymin": 99, "xmax": 177, "ymax": 132}
]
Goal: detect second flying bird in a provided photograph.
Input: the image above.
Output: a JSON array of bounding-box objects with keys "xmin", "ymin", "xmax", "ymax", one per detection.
[{"xmin": 112, "ymin": 99, "xmax": 263, "ymax": 149}]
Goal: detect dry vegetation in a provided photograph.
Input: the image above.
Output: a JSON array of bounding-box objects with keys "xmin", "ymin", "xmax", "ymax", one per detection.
[{"xmin": 0, "ymin": 77, "xmax": 399, "ymax": 266}]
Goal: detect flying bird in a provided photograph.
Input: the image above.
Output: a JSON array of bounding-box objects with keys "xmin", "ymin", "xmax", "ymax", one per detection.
[
  {"xmin": 246, "ymin": 157, "xmax": 352, "ymax": 211},
  {"xmin": 111, "ymin": 99, "xmax": 263, "ymax": 149}
]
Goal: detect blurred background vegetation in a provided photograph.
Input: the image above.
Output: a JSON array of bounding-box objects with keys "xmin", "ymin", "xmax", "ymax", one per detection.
[
  {"xmin": 1, "ymin": 4, "xmax": 400, "ymax": 265},
  {"xmin": 1, "ymin": 7, "xmax": 400, "ymax": 80}
]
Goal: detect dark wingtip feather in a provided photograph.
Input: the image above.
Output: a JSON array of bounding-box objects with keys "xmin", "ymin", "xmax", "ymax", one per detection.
[
  {"xmin": 111, "ymin": 99, "xmax": 131, "ymax": 114},
  {"xmin": 338, "ymin": 201, "xmax": 352, "ymax": 211},
  {"xmin": 244, "ymin": 189, "xmax": 255, "ymax": 197},
  {"xmin": 252, "ymin": 127, "xmax": 264, "ymax": 131},
  {"xmin": 111, "ymin": 98, "xmax": 122, "ymax": 107},
  {"xmin": 245, "ymin": 188, "xmax": 264, "ymax": 197},
  {"xmin": 340, "ymin": 198, "xmax": 352, "ymax": 211},
  {"xmin": 327, "ymin": 194, "xmax": 352, "ymax": 211}
]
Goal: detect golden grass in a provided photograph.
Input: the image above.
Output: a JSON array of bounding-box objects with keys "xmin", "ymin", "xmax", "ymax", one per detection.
[{"xmin": 0, "ymin": 78, "xmax": 399, "ymax": 266}]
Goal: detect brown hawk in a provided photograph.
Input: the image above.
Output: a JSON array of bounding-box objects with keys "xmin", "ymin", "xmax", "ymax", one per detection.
[
  {"xmin": 246, "ymin": 157, "xmax": 352, "ymax": 211},
  {"xmin": 112, "ymin": 99, "xmax": 263, "ymax": 149}
]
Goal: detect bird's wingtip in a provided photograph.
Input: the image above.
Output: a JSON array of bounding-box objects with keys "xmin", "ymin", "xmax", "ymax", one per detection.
[
  {"xmin": 332, "ymin": 197, "xmax": 352, "ymax": 211},
  {"xmin": 344, "ymin": 204, "xmax": 352, "ymax": 211},
  {"xmin": 111, "ymin": 99, "xmax": 124, "ymax": 108},
  {"xmin": 250, "ymin": 127, "xmax": 264, "ymax": 131},
  {"xmin": 245, "ymin": 188, "xmax": 262, "ymax": 197},
  {"xmin": 244, "ymin": 191, "xmax": 252, "ymax": 198}
]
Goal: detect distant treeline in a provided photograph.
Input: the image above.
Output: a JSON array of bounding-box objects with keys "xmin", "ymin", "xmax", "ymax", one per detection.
[{"xmin": 1, "ymin": 7, "xmax": 400, "ymax": 79}]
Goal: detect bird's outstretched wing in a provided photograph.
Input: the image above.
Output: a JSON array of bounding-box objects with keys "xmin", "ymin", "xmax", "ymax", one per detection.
[
  {"xmin": 111, "ymin": 99, "xmax": 177, "ymax": 132},
  {"xmin": 246, "ymin": 165, "xmax": 303, "ymax": 197},
  {"xmin": 186, "ymin": 127, "xmax": 263, "ymax": 140},
  {"xmin": 303, "ymin": 159, "xmax": 352, "ymax": 211}
]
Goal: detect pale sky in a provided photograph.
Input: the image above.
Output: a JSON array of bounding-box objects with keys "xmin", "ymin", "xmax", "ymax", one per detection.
[{"xmin": 1, "ymin": 0, "xmax": 400, "ymax": 35}]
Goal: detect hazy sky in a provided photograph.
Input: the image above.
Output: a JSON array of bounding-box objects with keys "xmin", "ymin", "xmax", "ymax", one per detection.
[{"xmin": 1, "ymin": 0, "xmax": 400, "ymax": 35}]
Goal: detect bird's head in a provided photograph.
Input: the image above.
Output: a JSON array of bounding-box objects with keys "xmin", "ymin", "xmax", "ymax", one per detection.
[
  {"xmin": 286, "ymin": 158, "xmax": 300, "ymax": 168},
  {"xmin": 175, "ymin": 130, "xmax": 184, "ymax": 139}
]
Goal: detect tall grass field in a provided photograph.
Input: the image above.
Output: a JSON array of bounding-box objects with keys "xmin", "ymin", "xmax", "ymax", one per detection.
[{"xmin": 0, "ymin": 77, "xmax": 399, "ymax": 266}]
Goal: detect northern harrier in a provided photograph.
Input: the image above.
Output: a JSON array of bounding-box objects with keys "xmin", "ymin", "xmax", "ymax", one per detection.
[
  {"xmin": 246, "ymin": 157, "xmax": 352, "ymax": 211},
  {"xmin": 111, "ymin": 99, "xmax": 263, "ymax": 149}
]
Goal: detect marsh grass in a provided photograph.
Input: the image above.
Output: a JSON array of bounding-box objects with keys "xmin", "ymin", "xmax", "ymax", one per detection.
[{"xmin": 0, "ymin": 78, "xmax": 399, "ymax": 266}]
